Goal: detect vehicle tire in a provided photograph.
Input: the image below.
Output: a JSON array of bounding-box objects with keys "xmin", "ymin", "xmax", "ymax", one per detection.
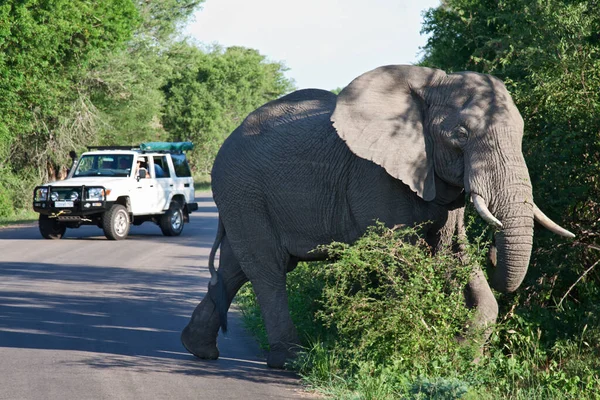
[
  {"xmin": 160, "ymin": 202, "xmax": 184, "ymax": 236},
  {"xmin": 39, "ymin": 214, "xmax": 66, "ymax": 239},
  {"xmin": 102, "ymin": 204, "xmax": 130, "ymax": 240}
]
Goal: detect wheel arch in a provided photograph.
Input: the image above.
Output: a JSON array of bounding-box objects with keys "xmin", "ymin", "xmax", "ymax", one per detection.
[
  {"xmin": 169, "ymin": 194, "xmax": 189, "ymax": 223},
  {"xmin": 115, "ymin": 196, "xmax": 132, "ymax": 213},
  {"xmin": 170, "ymin": 194, "xmax": 186, "ymax": 208}
]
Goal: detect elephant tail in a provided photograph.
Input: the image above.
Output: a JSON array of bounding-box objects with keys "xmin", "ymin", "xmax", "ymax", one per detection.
[
  {"xmin": 208, "ymin": 218, "xmax": 224, "ymax": 286},
  {"xmin": 208, "ymin": 218, "xmax": 229, "ymax": 333}
]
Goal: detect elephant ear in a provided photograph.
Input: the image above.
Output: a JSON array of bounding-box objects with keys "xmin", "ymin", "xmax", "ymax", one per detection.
[{"xmin": 331, "ymin": 65, "xmax": 445, "ymax": 201}]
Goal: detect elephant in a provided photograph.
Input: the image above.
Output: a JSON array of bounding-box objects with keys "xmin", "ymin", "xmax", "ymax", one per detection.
[{"xmin": 181, "ymin": 65, "xmax": 574, "ymax": 369}]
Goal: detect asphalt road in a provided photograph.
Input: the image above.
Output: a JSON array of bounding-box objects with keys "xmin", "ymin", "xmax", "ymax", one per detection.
[{"xmin": 0, "ymin": 192, "xmax": 312, "ymax": 400}]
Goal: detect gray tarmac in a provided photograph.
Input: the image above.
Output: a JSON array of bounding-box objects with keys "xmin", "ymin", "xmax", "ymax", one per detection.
[{"xmin": 0, "ymin": 192, "xmax": 314, "ymax": 400}]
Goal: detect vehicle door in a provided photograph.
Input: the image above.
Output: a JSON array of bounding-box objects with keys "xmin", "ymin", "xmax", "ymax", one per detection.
[
  {"xmin": 170, "ymin": 153, "xmax": 195, "ymax": 203},
  {"xmin": 151, "ymin": 155, "xmax": 172, "ymax": 210},
  {"xmin": 129, "ymin": 156, "xmax": 159, "ymax": 215}
]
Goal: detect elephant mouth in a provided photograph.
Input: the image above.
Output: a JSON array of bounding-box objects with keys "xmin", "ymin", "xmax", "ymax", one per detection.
[
  {"xmin": 468, "ymin": 191, "xmax": 574, "ymax": 293},
  {"xmin": 469, "ymin": 193, "xmax": 574, "ymax": 238}
]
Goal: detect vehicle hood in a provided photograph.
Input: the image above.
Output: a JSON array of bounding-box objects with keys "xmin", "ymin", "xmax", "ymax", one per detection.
[{"xmin": 45, "ymin": 177, "xmax": 133, "ymax": 187}]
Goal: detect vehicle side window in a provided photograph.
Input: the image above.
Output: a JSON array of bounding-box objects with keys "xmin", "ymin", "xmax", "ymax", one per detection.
[
  {"xmin": 153, "ymin": 155, "xmax": 170, "ymax": 178},
  {"xmin": 171, "ymin": 154, "xmax": 192, "ymax": 177}
]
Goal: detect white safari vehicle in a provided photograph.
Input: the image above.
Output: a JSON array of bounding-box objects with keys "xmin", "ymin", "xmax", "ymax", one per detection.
[{"xmin": 33, "ymin": 142, "xmax": 199, "ymax": 240}]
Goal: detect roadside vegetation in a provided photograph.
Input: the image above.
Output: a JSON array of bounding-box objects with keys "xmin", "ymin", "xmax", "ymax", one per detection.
[{"xmin": 237, "ymin": 219, "xmax": 600, "ymax": 398}]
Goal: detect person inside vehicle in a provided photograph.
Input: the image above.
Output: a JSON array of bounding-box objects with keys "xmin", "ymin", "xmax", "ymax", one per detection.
[
  {"xmin": 119, "ymin": 158, "xmax": 131, "ymax": 170},
  {"xmin": 136, "ymin": 156, "xmax": 151, "ymax": 179}
]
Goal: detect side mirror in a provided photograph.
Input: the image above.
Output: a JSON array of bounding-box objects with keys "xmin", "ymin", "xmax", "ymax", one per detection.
[{"xmin": 138, "ymin": 169, "xmax": 147, "ymax": 180}]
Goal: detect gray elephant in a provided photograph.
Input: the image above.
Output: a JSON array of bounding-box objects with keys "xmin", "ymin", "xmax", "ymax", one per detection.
[{"xmin": 181, "ymin": 65, "xmax": 574, "ymax": 368}]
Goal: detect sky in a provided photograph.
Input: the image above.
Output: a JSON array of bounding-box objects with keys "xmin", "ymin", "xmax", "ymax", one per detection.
[{"xmin": 184, "ymin": 0, "xmax": 441, "ymax": 90}]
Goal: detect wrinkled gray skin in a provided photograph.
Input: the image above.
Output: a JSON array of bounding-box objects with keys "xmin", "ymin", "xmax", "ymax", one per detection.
[{"xmin": 181, "ymin": 65, "xmax": 573, "ymax": 368}]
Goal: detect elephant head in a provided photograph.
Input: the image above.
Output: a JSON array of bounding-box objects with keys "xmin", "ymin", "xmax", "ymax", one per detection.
[{"xmin": 331, "ymin": 65, "xmax": 574, "ymax": 293}]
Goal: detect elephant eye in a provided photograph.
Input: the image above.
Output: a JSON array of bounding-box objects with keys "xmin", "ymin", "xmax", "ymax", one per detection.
[{"xmin": 454, "ymin": 126, "xmax": 469, "ymax": 142}]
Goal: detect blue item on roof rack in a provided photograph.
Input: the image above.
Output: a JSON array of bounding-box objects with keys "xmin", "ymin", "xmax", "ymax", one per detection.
[{"xmin": 140, "ymin": 142, "xmax": 194, "ymax": 152}]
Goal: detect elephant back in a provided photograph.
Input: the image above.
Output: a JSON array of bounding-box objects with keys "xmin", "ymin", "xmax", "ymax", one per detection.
[
  {"xmin": 237, "ymin": 89, "xmax": 337, "ymax": 137},
  {"xmin": 213, "ymin": 89, "xmax": 341, "ymax": 177},
  {"xmin": 211, "ymin": 88, "xmax": 355, "ymax": 228}
]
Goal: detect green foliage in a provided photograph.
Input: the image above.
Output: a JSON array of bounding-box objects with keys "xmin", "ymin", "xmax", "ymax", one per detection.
[
  {"xmin": 85, "ymin": 41, "xmax": 171, "ymax": 146},
  {"xmin": 237, "ymin": 222, "xmax": 600, "ymax": 398},
  {"xmin": 311, "ymin": 225, "xmax": 475, "ymax": 370},
  {"xmin": 238, "ymin": 224, "xmax": 482, "ymax": 398},
  {"xmin": 410, "ymin": 377, "xmax": 470, "ymax": 400},
  {"xmin": 161, "ymin": 43, "xmax": 295, "ymax": 174},
  {"xmin": 0, "ymin": 182, "xmax": 13, "ymax": 218},
  {"xmin": 0, "ymin": 0, "xmax": 138, "ymax": 141},
  {"xmin": 419, "ymin": 2, "xmax": 600, "ymax": 396},
  {"xmin": 136, "ymin": 0, "xmax": 204, "ymax": 41},
  {"xmin": 0, "ymin": 0, "xmax": 140, "ymax": 215},
  {"xmin": 0, "ymin": 0, "xmax": 290, "ymax": 220},
  {"xmin": 478, "ymin": 310, "xmax": 600, "ymax": 398}
]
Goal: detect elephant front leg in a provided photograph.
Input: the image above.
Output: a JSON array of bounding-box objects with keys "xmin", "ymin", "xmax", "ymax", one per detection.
[
  {"xmin": 463, "ymin": 266, "xmax": 499, "ymax": 349},
  {"xmin": 429, "ymin": 205, "xmax": 498, "ymax": 352},
  {"xmin": 181, "ymin": 237, "xmax": 248, "ymax": 360}
]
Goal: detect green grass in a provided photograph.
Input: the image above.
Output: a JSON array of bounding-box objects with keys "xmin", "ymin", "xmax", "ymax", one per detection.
[
  {"xmin": 235, "ymin": 223, "xmax": 600, "ymax": 399},
  {"xmin": 194, "ymin": 173, "xmax": 211, "ymax": 192},
  {"xmin": 0, "ymin": 208, "xmax": 37, "ymax": 227}
]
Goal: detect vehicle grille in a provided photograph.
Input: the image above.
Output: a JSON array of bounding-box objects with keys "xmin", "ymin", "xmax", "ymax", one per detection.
[{"xmin": 51, "ymin": 187, "xmax": 81, "ymax": 201}]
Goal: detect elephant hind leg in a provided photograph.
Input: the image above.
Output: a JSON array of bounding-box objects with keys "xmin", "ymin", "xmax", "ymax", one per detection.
[
  {"xmin": 241, "ymin": 254, "xmax": 300, "ymax": 369},
  {"xmin": 181, "ymin": 236, "xmax": 248, "ymax": 360}
]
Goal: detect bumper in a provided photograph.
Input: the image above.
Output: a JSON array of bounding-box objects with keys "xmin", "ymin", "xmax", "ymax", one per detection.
[
  {"xmin": 186, "ymin": 202, "xmax": 198, "ymax": 213},
  {"xmin": 33, "ymin": 185, "xmax": 111, "ymax": 218},
  {"xmin": 33, "ymin": 200, "xmax": 112, "ymax": 219}
]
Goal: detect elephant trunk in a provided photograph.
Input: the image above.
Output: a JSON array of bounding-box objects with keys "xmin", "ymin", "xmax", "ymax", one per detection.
[
  {"xmin": 467, "ymin": 141, "xmax": 535, "ymax": 293},
  {"xmin": 487, "ymin": 198, "xmax": 534, "ymax": 293}
]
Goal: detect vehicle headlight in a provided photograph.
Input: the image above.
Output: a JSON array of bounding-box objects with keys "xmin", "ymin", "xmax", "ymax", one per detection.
[
  {"xmin": 50, "ymin": 192, "xmax": 59, "ymax": 201},
  {"xmin": 34, "ymin": 187, "xmax": 48, "ymax": 201},
  {"xmin": 86, "ymin": 187, "xmax": 105, "ymax": 201},
  {"xmin": 69, "ymin": 191, "xmax": 79, "ymax": 201}
]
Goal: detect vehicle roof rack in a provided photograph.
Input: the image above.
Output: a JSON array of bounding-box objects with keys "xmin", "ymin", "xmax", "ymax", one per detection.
[
  {"xmin": 87, "ymin": 145, "xmax": 138, "ymax": 151},
  {"xmin": 85, "ymin": 142, "xmax": 194, "ymax": 154},
  {"xmin": 140, "ymin": 142, "xmax": 194, "ymax": 153}
]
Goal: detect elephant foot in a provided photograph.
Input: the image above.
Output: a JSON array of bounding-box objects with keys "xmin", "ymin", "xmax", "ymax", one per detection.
[
  {"xmin": 266, "ymin": 346, "xmax": 300, "ymax": 369},
  {"xmin": 266, "ymin": 351, "xmax": 289, "ymax": 369},
  {"xmin": 454, "ymin": 333, "xmax": 485, "ymax": 364},
  {"xmin": 181, "ymin": 325, "xmax": 219, "ymax": 360}
]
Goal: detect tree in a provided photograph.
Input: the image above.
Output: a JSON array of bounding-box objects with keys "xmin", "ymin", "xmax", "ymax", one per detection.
[
  {"xmin": 419, "ymin": 0, "xmax": 600, "ymax": 375},
  {"xmin": 76, "ymin": 0, "xmax": 208, "ymax": 150},
  {"xmin": 161, "ymin": 43, "xmax": 295, "ymax": 174},
  {"xmin": 0, "ymin": 0, "xmax": 139, "ymax": 210}
]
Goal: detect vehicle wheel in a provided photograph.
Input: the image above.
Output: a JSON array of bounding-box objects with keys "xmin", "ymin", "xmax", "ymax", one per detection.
[
  {"xmin": 39, "ymin": 214, "xmax": 66, "ymax": 239},
  {"xmin": 102, "ymin": 204, "xmax": 130, "ymax": 240},
  {"xmin": 160, "ymin": 203, "xmax": 184, "ymax": 236}
]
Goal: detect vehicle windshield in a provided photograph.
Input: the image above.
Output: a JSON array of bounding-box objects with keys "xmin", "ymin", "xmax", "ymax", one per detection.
[{"xmin": 73, "ymin": 154, "xmax": 134, "ymax": 178}]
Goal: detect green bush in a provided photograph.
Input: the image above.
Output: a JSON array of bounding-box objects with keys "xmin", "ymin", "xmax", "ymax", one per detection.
[
  {"xmin": 236, "ymin": 223, "xmax": 600, "ymax": 399},
  {"xmin": 238, "ymin": 224, "xmax": 482, "ymax": 398},
  {"xmin": 309, "ymin": 224, "xmax": 476, "ymax": 372},
  {"xmin": 0, "ymin": 182, "xmax": 13, "ymax": 218}
]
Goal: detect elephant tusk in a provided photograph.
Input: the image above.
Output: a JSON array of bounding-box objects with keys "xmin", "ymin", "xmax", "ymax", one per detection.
[
  {"xmin": 533, "ymin": 203, "xmax": 576, "ymax": 238},
  {"xmin": 471, "ymin": 193, "xmax": 503, "ymax": 229}
]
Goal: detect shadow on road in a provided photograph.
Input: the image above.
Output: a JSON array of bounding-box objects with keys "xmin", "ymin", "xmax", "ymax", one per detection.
[
  {"xmin": 0, "ymin": 192, "xmax": 305, "ymax": 389},
  {"xmin": 0, "ymin": 260, "xmax": 295, "ymax": 386}
]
